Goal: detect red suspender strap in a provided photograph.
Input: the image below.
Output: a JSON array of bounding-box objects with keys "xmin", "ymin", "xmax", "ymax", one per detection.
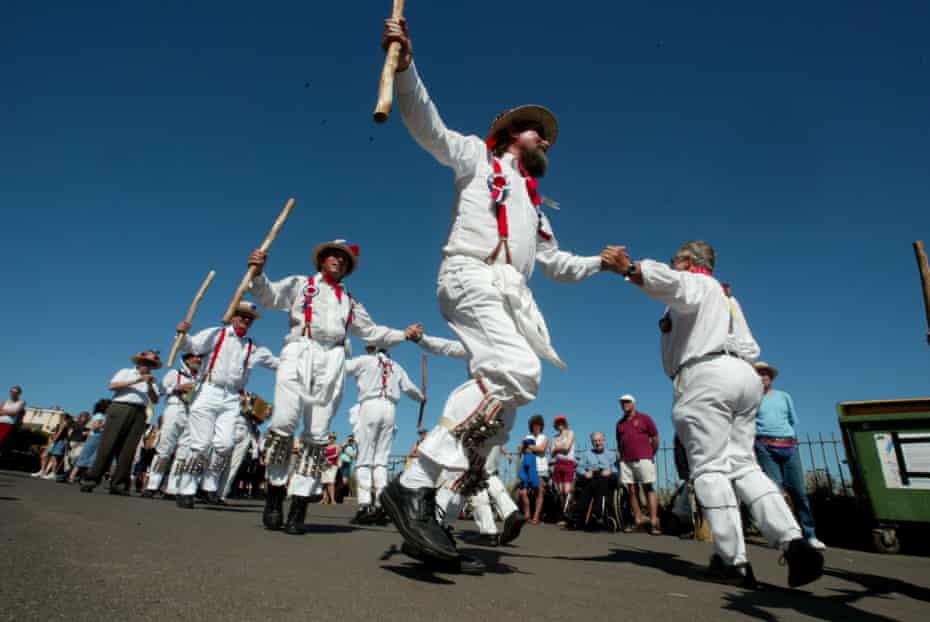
[
  {"xmin": 486, "ymin": 157, "xmax": 512, "ymax": 265},
  {"xmin": 206, "ymin": 327, "xmax": 227, "ymax": 381},
  {"xmin": 303, "ymin": 276, "xmax": 316, "ymax": 338},
  {"xmin": 244, "ymin": 339, "xmax": 253, "ymax": 372}
]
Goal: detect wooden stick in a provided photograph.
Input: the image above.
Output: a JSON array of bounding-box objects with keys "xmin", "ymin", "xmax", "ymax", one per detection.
[
  {"xmin": 223, "ymin": 198, "xmax": 296, "ymax": 323},
  {"xmin": 372, "ymin": 0, "xmax": 406, "ymax": 123},
  {"xmin": 914, "ymin": 242, "xmax": 930, "ymax": 343},
  {"xmin": 416, "ymin": 353, "xmax": 427, "ymax": 429},
  {"xmin": 167, "ymin": 270, "xmax": 216, "ymax": 367}
]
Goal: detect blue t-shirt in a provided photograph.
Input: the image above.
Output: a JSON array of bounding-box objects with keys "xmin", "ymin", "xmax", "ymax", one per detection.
[{"xmin": 756, "ymin": 389, "xmax": 798, "ymax": 438}]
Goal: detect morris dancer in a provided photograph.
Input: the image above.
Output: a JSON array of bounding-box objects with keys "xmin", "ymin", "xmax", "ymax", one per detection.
[
  {"xmin": 247, "ymin": 239, "xmax": 415, "ymax": 535},
  {"xmin": 379, "ymin": 18, "xmax": 607, "ymax": 565},
  {"xmin": 408, "ymin": 325, "xmax": 525, "ymax": 550},
  {"xmin": 600, "ymin": 240, "xmax": 824, "ymax": 588},
  {"xmin": 347, "ymin": 342, "xmax": 423, "ymax": 525},
  {"xmin": 174, "ymin": 302, "xmax": 278, "ymax": 509},
  {"xmin": 141, "ymin": 353, "xmax": 201, "ymax": 498}
]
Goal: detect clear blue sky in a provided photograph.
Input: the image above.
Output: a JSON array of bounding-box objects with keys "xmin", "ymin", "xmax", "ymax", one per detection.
[{"xmin": 4, "ymin": 1, "xmax": 929, "ymax": 461}]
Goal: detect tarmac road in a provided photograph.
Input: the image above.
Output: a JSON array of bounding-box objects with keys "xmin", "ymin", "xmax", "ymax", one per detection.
[{"xmin": 2, "ymin": 470, "xmax": 928, "ymax": 622}]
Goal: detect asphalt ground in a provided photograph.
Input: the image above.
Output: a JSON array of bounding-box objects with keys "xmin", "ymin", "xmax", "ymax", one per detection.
[{"xmin": 2, "ymin": 471, "xmax": 928, "ymax": 622}]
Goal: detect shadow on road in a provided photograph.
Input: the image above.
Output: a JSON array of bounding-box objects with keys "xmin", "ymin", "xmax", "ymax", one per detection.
[
  {"xmin": 377, "ymin": 543, "xmax": 528, "ymax": 584},
  {"xmin": 0, "ymin": 496, "xmax": 20, "ymax": 501},
  {"xmin": 561, "ymin": 547, "xmax": 909, "ymax": 622}
]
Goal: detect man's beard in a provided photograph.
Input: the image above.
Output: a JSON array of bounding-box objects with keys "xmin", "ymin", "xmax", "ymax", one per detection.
[{"xmin": 519, "ymin": 146, "xmax": 548, "ymax": 178}]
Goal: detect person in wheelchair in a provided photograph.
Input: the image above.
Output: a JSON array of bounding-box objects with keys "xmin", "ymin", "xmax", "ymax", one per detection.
[{"xmin": 565, "ymin": 432, "xmax": 617, "ymax": 530}]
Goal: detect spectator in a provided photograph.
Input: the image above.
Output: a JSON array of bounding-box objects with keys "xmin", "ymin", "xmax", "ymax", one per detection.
[
  {"xmin": 81, "ymin": 351, "xmax": 161, "ymax": 496},
  {"xmin": 68, "ymin": 402, "xmax": 109, "ymax": 483},
  {"xmin": 753, "ymin": 362, "xmax": 826, "ymax": 550},
  {"xmin": 567, "ymin": 432, "xmax": 615, "ymax": 530},
  {"xmin": 550, "ymin": 414, "xmax": 576, "ymax": 519},
  {"xmin": 518, "ymin": 415, "xmax": 549, "ymax": 524},
  {"xmin": 339, "ymin": 434, "xmax": 357, "ymax": 492},
  {"xmin": 320, "ymin": 432, "xmax": 340, "ymax": 504},
  {"xmin": 0, "ymin": 385, "xmax": 26, "ymax": 455},
  {"xmin": 58, "ymin": 412, "xmax": 91, "ymax": 482},
  {"xmin": 616, "ymin": 394, "xmax": 661, "ymax": 535},
  {"xmin": 36, "ymin": 413, "xmax": 71, "ymax": 479}
]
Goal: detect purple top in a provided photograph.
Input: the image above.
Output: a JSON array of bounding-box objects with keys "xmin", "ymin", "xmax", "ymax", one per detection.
[{"xmin": 616, "ymin": 411, "xmax": 658, "ymax": 462}]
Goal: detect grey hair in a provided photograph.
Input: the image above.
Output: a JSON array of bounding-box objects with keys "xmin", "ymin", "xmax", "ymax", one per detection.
[
  {"xmin": 676, "ymin": 240, "xmax": 716, "ymax": 272},
  {"xmin": 590, "ymin": 431, "xmax": 605, "ymax": 442}
]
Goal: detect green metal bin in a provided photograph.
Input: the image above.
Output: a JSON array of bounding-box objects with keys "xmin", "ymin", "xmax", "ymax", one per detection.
[{"xmin": 837, "ymin": 398, "xmax": 930, "ymax": 553}]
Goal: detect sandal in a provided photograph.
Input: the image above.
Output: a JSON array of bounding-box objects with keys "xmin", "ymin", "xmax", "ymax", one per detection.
[
  {"xmin": 649, "ymin": 526, "xmax": 663, "ymax": 536},
  {"xmin": 623, "ymin": 522, "xmax": 647, "ymax": 534}
]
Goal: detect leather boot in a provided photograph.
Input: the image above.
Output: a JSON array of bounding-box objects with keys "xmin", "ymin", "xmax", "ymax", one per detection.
[
  {"xmin": 500, "ymin": 511, "xmax": 526, "ymax": 545},
  {"xmin": 380, "ymin": 478, "xmax": 458, "ymax": 561},
  {"xmin": 263, "ymin": 485, "xmax": 286, "ymax": 530},
  {"xmin": 784, "ymin": 538, "xmax": 824, "ymax": 588},
  {"xmin": 284, "ymin": 495, "xmax": 309, "ymax": 535},
  {"xmin": 176, "ymin": 495, "xmax": 195, "ymax": 510}
]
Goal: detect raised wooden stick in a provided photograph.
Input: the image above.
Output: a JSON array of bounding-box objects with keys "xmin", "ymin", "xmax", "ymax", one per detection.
[
  {"xmin": 416, "ymin": 353, "xmax": 427, "ymax": 429},
  {"xmin": 167, "ymin": 270, "xmax": 216, "ymax": 367},
  {"xmin": 913, "ymin": 241, "xmax": 930, "ymax": 345},
  {"xmin": 373, "ymin": 0, "xmax": 406, "ymax": 123},
  {"xmin": 222, "ymin": 197, "xmax": 296, "ymax": 323}
]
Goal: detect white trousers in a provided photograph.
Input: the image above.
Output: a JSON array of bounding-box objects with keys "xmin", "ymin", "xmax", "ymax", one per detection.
[
  {"xmin": 267, "ymin": 338, "xmax": 346, "ymax": 494},
  {"xmin": 164, "ymin": 423, "xmax": 192, "ymax": 495},
  {"xmin": 354, "ymin": 397, "xmax": 396, "ymax": 506},
  {"xmin": 179, "ymin": 384, "xmax": 241, "ymax": 495},
  {"xmin": 145, "ymin": 402, "xmax": 188, "ymax": 492},
  {"xmin": 673, "ymin": 355, "xmax": 801, "ymax": 565},
  {"xmin": 436, "ymin": 447, "xmax": 518, "ymax": 534},
  {"xmin": 219, "ymin": 415, "xmax": 251, "ymax": 499}
]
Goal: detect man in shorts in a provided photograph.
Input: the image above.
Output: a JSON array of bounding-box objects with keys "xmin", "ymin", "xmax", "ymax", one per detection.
[{"xmin": 616, "ymin": 394, "xmax": 660, "ymax": 534}]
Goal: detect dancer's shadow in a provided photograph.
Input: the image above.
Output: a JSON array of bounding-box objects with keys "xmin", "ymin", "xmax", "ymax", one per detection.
[
  {"xmin": 378, "ymin": 543, "xmax": 527, "ymax": 584},
  {"xmin": 562, "ymin": 547, "xmax": 909, "ymax": 622},
  {"xmin": 0, "ymin": 495, "xmax": 20, "ymax": 501},
  {"xmin": 199, "ymin": 506, "xmax": 259, "ymax": 513}
]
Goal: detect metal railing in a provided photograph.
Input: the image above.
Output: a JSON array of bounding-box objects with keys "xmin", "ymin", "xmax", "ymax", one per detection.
[{"xmin": 387, "ymin": 432, "xmax": 855, "ymax": 498}]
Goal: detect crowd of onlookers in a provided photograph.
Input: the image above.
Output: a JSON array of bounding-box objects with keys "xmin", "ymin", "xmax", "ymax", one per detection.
[{"xmin": 1, "ymin": 359, "xmax": 825, "ymax": 550}]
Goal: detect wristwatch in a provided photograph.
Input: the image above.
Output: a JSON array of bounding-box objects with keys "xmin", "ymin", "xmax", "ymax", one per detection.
[{"xmin": 624, "ymin": 262, "xmax": 639, "ymax": 278}]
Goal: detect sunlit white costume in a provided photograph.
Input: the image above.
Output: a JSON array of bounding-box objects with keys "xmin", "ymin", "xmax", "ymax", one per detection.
[
  {"xmin": 143, "ymin": 360, "xmax": 198, "ymax": 493},
  {"xmin": 176, "ymin": 324, "xmax": 277, "ymax": 497},
  {"xmin": 640, "ymin": 259, "xmax": 800, "ymax": 566},
  {"xmin": 346, "ymin": 349, "xmax": 423, "ymax": 508}
]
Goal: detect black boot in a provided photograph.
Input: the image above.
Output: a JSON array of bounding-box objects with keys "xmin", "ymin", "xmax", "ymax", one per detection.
[
  {"xmin": 263, "ymin": 485, "xmax": 286, "ymax": 530},
  {"xmin": 500, "ymin": 511, "xmax": 526, "ymax": 545},
  {"xmin": 284, "ymin": 495, "xmax": 309, "ymax": 535},
  {"xmin": 203, "ymin": 491, "xmax": 221, "ymax": 506},
  {"xmin": 379, "ymin": 478, "xmax": 458, "ymax": 561},
  {"xmin": 176, "ymin": 494, "xmax": 195, "ymax": 510},
  {"xmin": 783, "ymin": 538, "xmax": 824, "ymax": 588},
  {"xmin": 371, "ymin": 506, "xmax": 390, "ymax": 526},
  {"xmin": 140, "ymin": 490, "xmax": 155, "ymax": 499},
  {"xmin": 693, "ymin": 554, "xmax": 757, "ymax": 589},
  {"xmin": 350, "ymin": 505, "xmax": 373, "ymax": 525}
]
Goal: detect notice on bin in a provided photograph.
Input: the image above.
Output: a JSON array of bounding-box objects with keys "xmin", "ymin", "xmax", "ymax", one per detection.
[{"xmin": 874, "ymin": 433, "xmax": 930, "ymax": 490}]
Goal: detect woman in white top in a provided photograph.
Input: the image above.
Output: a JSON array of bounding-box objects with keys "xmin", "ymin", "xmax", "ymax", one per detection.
[{"xmin": 550, "ymin": 414, "xmax": 576, "ymax": 519}]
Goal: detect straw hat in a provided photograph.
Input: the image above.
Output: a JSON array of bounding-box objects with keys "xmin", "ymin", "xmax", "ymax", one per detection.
[
  {"xmin": 312, "ymin": 239, "xmax": 360, "ymax": 276},
  {"xmin": 231, "ymin": 301, "xmax": 262, "ymax": 319},
  {"xmin": 487, "ymin": 105, "xmax": 559, "ymax": 148},
  {"xmin": 753, "ymin": 361, "xmax": 779, "ymax": 379},
  {"xmin": 132, "ymin": 351, "xmax": 163, "ymax": 369}
]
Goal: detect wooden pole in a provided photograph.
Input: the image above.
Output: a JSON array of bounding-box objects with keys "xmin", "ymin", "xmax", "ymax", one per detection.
[
  {"xmin": 372, "ymin": 0, "xmax": 406, "ymax": 123},
  {"xmin": 416, "ymin": 353, "xmax": 427, "ymax": 429},
  {"xmin": 913, "ymin": 241, "xmax": 930, "ymax": 344},
  {"xmin": 167, "ymin": 270, "xmax": 216, "ymax": 367},
  {"xmin": 222, "ymin": 198, "xmax": 296, "ymax": 324}
]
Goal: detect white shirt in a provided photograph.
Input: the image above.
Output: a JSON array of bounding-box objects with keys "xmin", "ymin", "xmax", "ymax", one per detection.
[
  {"xmin": 249, "ymin": 272, "xmax": 406, "ymax": 348},
  {"xmin": 110, "ymin": 368, "xmax": 160, "ymax": 406},
  {"xmin": 553, "ymin": 430, "xmax": 576, "ymax": 462},
  {"xmin": 640, "ymin": 260, "xmax": 759, "ymax": 377},
  {"xmin": 179, "ymin": 326, "xmax": 278, "ymax": 391},
  {"xmin": 0, "ymin": 399, "xmax": 25, "ymax": 424},
  {"xmin": 416, "ymin": 334, "xmax": 468, "ymax": 359},
  {"xmin": 160, "ymin": 363, "xmax": 198, "ymax": 408},
  {"xmin": 345, "ymin": 352, "xmax": 423, "ymax": 404},
  {"xmin": 396, "ymin": 63, "xmax": 602, "ymax": 283}
]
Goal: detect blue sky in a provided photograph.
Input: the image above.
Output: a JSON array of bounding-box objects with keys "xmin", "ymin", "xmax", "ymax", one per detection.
[{"xmin": 3, "ymin": 1, "xmax": 929, "ymax": 465}]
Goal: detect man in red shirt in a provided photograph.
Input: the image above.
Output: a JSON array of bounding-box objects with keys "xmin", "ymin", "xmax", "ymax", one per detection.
[{"xmin": 615, "ymin": 394, "xmax": 661, "ymax": 534}]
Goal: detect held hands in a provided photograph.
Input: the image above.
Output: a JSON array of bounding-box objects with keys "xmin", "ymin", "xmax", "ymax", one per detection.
[
  {"xmin": 177, "ymin": 320, "xmax": 192, "ymax": 334},
  {"xmin": 600, "ymin": 245, "xmax": 632, "ymax": 274},
  {"xmin": 383, "ymin": 17, "xmax": 413, "ymax": 72},
  {"xmin": 404, "ymin": 322, "xmax": 424, "ymax": 342},
  {"xmin": 248, "ymin": 249, "xmax": 267, "ymax": 275}
]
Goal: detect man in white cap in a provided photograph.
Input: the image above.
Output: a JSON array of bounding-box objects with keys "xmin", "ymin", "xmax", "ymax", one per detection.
[
  {"xmin": 380, "ymin": 17, "xmax": 609, "ymax": 566},
  {"xmin": 615, "ymin": 394, "xmax": 660, "ymax": 534},
  {"xmin": 140, "ymin": 352, "xmax": 201, "ymax": 499},
  {"xmin": 346, "ymin": 342, "xmax": 424, "ymax": 525},
  {"xmin": 81, "ymin": 351, "xmax": 162, "ymax": 495},
  {"xmin": 246, "ymin": 239, "xmax": 415, "ymax": 535},
  {"xmin": 173, "ymin": 301, "xmax": 278, "ymax": 509},
  {"xmin": 600, "ymin": 240, "xmax": 823, "ymax": 588}
]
